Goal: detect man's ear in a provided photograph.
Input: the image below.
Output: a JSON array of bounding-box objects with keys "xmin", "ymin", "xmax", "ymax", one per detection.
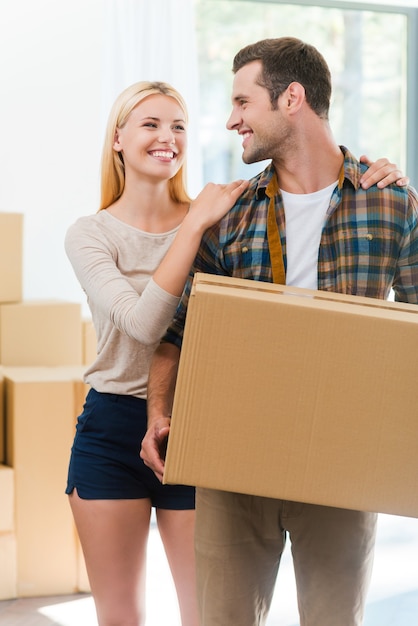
[{"xmin": 284, "ymin": 82, "xmax": 306, "ymax": 111}]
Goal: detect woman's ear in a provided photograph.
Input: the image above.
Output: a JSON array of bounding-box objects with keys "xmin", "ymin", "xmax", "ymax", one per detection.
[{"xmin": 113, "ymin": 129, "xmax": 122, "ymax": 151}]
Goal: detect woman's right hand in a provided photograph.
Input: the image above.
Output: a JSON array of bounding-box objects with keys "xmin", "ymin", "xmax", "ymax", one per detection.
[
  {"xmin": 153, "ymin": 179, "xmax": 249, "ymax": 297},
  {"xmin": 188, "ymin": 179, "xmax": 249, "ymax": 231}
]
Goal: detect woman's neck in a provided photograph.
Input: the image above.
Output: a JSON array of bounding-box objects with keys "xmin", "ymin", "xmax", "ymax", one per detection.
[{"xmin": 107, "ymin": 181, "xmax": 188, "ymax": 233}]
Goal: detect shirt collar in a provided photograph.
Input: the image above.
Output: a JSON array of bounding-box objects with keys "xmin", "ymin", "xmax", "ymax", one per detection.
[
  {"xmin": 256, "ymin": 162, "xmax": 276, "ymax": 200},
  {"xmin": 338, "ymin": 145, "xmax": 362, "ymax": 191},
  {"xmin": 254, "ymin": 146, "xmax": 362, "ymax": 198}
]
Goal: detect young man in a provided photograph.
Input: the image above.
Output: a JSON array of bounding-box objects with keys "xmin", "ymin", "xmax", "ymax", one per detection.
[{"xmin": 141, "ymin": 38, "xmax": 418, "ymax": 626}]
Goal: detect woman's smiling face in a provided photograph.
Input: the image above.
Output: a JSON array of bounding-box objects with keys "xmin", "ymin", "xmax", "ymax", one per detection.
[{"xmin": 113, "ymin": 94, "xmax": 188, "ymax": 182}]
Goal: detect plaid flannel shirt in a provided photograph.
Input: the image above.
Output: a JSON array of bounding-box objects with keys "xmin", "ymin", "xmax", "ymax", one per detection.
[{"xmin": 165, "ymin": 146, "xmax": 418, "ymax": 348}]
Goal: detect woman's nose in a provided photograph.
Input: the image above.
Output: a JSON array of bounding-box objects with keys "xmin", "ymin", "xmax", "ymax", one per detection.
[{"xmin": 158, "ymin": 129, "xmax": 175, "ymax": 144}]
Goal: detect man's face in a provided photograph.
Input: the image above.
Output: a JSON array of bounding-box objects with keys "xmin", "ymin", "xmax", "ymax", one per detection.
[{"xmin": 226, "ymin": 60, "xmax": 291, "ymax": 165}]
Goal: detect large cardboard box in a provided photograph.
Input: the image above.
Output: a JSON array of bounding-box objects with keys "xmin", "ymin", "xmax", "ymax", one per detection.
[
  {"xmin": 0, "ymin": 300, "xmax": 83, "ymax": 366},
  {"xmin": 0, "ymin": 212, "xmax": 23, "ymax": 304},
  {"xmin": 164, "ymin": 274, "xmax": 418, "ymax": 518},
  {"xmin": 4, "ymin": 365, "xmax": 86, "ymax": 596}
]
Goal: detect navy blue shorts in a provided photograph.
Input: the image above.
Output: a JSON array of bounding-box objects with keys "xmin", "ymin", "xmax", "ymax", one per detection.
[{"xmin": 66, "ymin": 388, "xmax": 195, "ymax": 510}]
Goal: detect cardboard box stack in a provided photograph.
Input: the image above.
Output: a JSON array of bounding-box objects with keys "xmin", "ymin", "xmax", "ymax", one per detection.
[
  {"xmin": 0, "ymin": 370, "xmax": 4, "ymax": 465},
  {"xmin": 164, "ymin": 273, "xmax": 418, "ymax": 518},
  {"xmin": 0, "ymin": 463, "xmax": 17, "ymax": 600},
  {"xmin": 0, "ymin": 212, "xmax": 95, "ymax": 600}
]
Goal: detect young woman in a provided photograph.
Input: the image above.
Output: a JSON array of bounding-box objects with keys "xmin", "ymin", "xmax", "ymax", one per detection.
[{"xmin": 64, "ymin": 81, "xmax": 249, "ymax": 626}]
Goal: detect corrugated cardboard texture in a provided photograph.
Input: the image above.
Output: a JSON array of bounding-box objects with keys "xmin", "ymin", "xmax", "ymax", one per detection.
[{"xmin": 164, "ymin": 274, "xmax": 418, "ymax": 518}]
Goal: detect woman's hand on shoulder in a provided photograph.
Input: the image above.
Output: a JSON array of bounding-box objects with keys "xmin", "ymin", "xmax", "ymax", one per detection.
[
  {"xmin": 188, "ymin": 179, "xmax": 249, "ymax": 231},
  {"xmin": 359, "ymin": 155, "xmax": 409, "ymax": 190}
]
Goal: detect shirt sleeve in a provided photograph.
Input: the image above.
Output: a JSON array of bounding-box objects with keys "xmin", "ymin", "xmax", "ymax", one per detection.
[
  {"xmin": 163, "ymin": 223, "xmax": 224, "ymax": 348},
  {"xmin": 392, "ymin": 186, "xmax": 418, "ymax": 304},
  {"xmin": 65, "ymin": 220, "xmax": 180, "ymax": 346}
]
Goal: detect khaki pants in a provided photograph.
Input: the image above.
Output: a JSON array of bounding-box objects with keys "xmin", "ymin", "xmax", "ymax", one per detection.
[{"xmin": 195, "ymin": 488, "xmax": 377, "ymax": 626}]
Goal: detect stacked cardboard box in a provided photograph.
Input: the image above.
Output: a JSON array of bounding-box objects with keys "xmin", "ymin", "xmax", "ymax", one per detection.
[
  {"xmin": 0, "ymin": 301, "xmax": 83, "ymax": 366},
  {"xmin": 0, "ymin": 370, "xmax": 4, "ymax": 464},
  {"xmin": 0, "ymin": 464, "xmax": 17, "ymax": 600},
  {"xmin": 0, "ymin": 212, "xmax": 96, "ymax": 599},
  {"xmin": 4, "ymin": 368, "xmax": 88, "ymax": 597},
  {"xmin": 0, "ymin": 213, "xmax": 23, "ymax": 304}
]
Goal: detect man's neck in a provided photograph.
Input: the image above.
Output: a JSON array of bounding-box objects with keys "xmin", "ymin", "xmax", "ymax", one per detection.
[{"xmin": 274, "ymin": 127, "xmax": 343, "ymax": 195}]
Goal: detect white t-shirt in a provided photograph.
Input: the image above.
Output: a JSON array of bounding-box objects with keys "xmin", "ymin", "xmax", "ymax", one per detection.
[{"xmin": 281, "ymin": 181, "xmax": 337, "ymax": 289}]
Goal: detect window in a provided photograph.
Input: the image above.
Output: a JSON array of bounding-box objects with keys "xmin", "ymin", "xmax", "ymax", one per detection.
[{"xmin": 195, "ymin": 0, "xmax": 413, "ymax": 184}]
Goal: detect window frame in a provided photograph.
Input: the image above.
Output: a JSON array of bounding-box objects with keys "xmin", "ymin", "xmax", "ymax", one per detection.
[{"xmin": 207, "ymin": 0, "xmax": 418, "ymax": 187}]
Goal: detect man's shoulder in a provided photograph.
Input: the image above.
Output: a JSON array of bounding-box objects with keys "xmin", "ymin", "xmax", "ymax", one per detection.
[
  {"xmin": 355, "ymin": 180, "xmax": 416, "ymax": 202},
  {"xmin": 230, "ymin": 165, "xmax": 273, "ymax": 210}
]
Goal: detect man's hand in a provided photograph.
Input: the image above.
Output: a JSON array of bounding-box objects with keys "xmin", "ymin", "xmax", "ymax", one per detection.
[
  {"xmin": 359, "ymin": 156, "xmax": 409, "ymax": 190},
  {"xmin": 143, "ymin": 340, "xmax": 180, "ymax": 481},
  {"xmin": 140, "ymin": 416, "xmax": 171, "ymax": 482}
]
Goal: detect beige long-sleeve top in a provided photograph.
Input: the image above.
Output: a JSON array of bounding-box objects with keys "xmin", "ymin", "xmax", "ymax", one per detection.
[{"xmin": 65, "ymin": 210, "xmax": 181, "ymax": 398}]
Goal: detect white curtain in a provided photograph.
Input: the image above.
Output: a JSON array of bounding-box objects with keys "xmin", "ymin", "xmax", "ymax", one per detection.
[{"xmin": 102, "ymin": 0, "xmax": 203, "ymax": 196}]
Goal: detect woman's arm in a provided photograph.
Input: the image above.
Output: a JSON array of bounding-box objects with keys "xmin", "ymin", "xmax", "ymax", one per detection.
[{"xmin": 153, "ymin": 179, "xmax": 249, "ymax": 295}]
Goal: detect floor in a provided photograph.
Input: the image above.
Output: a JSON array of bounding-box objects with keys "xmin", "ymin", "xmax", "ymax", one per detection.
[{"xmin": 0, "ymin": 513, "xmax": 417, "ymax": 625}]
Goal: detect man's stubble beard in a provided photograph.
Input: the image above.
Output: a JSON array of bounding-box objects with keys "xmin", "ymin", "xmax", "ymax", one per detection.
[
  {"xmin": 242, "ymin": 122, "xmax": 291, "ymax": 166},
  {"xmin": 242, "ymin": 138, "xmax": 273, "ymax": 165}
]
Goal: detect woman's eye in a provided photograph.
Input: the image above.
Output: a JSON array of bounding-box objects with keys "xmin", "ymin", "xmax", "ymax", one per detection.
[
  {"xmin": 144, "ymin": 122, "xmax": 157, "ymax": 128},
  {"xmin": 174, "ymin": 125, "xmax": 186, "ymax": 131}
]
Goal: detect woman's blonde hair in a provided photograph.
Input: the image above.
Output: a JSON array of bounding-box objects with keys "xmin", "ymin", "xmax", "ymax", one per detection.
[{"xmin": 99, "ymin": 81, "xmax": 191, "ymax": 210}]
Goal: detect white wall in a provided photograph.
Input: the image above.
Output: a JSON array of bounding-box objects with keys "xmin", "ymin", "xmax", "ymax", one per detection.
[
  {"xmin": 0, "ymin": 1, "xmax": 105, "ymax": 310},
  {"xmin": 0, "ymin": 0, "xmax": 202, "ymax": 313}
]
